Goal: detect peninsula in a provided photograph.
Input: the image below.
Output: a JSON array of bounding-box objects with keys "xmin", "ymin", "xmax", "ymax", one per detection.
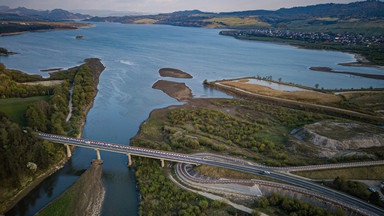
[{"xmin": 1, "ymin": 58, "xmax": 106, "ymax": 214}]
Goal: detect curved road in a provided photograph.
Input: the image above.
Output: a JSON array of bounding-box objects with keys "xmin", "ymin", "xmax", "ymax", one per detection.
[{"xmin": 38, "ymin": 133, "xmax": 384, "ymax": 216}]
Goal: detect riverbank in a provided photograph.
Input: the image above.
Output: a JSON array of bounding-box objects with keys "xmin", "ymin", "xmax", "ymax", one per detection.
[
  {"xmin": 2, "ymin": 154, "xmax": 68, "ymax": 214},
  {"xmin": 2, "ymin": 58, "xmax": 105, "ymax": 214}
]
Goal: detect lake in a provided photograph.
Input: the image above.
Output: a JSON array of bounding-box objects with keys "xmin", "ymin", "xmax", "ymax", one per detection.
[{"xmin": 1, "ymin": 22, "xmax": 383, "ymax": 215}]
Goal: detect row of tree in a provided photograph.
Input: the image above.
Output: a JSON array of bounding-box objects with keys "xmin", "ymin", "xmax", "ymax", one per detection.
[
  {"xmin": 331, "ymin": 176, "xmax": 384, "ymax": 207},
  {"xmin": 257, "ymin": 193, "xmax": 347, "ymax": 216}
]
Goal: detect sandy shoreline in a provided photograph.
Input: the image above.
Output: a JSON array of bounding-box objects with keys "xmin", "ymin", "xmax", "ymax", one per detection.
[
  {"xmin": 309, "ymin": 67, "xmax": 384, "ymax": 80},
  {"xmin": 3, "ymin": 58, "xmax": 105, "ymax": 214}
]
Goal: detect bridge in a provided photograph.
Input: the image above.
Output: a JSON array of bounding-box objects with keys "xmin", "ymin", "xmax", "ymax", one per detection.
[
  {"xmin": 38, "ymin": 132, "xmax": 200, "ymax": 167},
  {"xmin": 38, "ymin": 132, "xmax": 384, "ymax": 216}
]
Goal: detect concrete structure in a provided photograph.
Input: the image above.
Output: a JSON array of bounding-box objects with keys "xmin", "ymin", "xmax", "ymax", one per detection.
[{"xmin": 38, "ymin": 132, "xmax": 199, "ymax": 168}]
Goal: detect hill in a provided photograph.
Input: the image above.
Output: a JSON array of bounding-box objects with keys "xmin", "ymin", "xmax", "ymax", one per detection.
[
  {"xmin": 87, "ymin": 0, "xmax": 384, "ymax": 32},
  {"xmin": 220, "ymin": 0, "xmax": 384, "ymax": 19},
  {"xmin": 0, "ymin": 6, "xmax": 90, "ymax": 21}
]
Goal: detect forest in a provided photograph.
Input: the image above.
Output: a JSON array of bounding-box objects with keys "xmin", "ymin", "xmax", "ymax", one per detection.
[{"xmin": 134, "ymin": 158, "xmax": 242, "ymax": 216}]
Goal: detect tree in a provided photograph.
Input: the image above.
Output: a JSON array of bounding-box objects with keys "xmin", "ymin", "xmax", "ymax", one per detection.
[
  {"xmin": 334, "ymin": 208, "xmax": 347, "ymax": 216},
  {"xmin": 199, "ymin": 200, "xmax": 209, "ymax": 210},
  {"xmin": 315, "ymin": 83, "xmax": 319, "ymax": 89},
  {"xmin": 26, "ymin": 104, "xmax": 47, "ymax": 131},
  {"xmin": 369, "ymin": 191, "xmax": 381, "ymax": 205},
  {"xmin": 257, "ymin": 196, "xmax": 269, "ymax": 208}
]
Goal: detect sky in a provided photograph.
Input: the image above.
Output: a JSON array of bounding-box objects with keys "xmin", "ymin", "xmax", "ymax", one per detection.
[{"xmin": 1, "ymin": 0, "xmax": 363, "ymax": 14}]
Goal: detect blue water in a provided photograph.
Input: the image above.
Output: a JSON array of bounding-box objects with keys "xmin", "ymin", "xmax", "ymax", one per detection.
[{"xmin": 1, "ymin": 22, "xmax": 384, "ymax": 215}]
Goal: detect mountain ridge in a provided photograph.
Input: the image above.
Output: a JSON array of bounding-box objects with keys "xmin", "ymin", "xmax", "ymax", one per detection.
[
  {"xmin": 87, "ymin": 0, "xmax": 384, "ymax": 31},
  {"xmin": 0, "ymin": 6, "xmax": 90, "ymax": 21}
]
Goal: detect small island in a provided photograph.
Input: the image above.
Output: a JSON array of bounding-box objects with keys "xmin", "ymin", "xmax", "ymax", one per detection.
[
  {"xmin": 152, "ymin": 80, "xmax": 193, "ymax": 102},
  {"xmin": 159, "ymin": 68, "xmax": 193, "ymax": 79},
  {"xmin": 76, "ymin": 36, "xmax": 84, "ymax": 39}
]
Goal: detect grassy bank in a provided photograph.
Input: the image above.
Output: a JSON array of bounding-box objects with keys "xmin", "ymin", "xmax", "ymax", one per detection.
[
  {"xmin": 292, "ymin": 165, "xmax": 384, "ymax": 180},
  {"xmin": 36, "ymin": 161, "xmax": 104, "ymax": 216}
]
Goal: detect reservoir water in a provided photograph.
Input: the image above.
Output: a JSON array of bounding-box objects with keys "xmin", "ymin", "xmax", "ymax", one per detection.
[{"xmin": 1, "ymin": 22, "xmax": 383, "ymax": 215}]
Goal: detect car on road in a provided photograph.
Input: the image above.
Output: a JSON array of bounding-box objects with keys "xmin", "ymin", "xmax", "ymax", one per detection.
[
  {"xmin": 368, "ymin": 187, "xmax": 376, "ymax": 192},
  {"xmin": 260, "ymin": 171, "xmax": 271, "ymax": 175}
]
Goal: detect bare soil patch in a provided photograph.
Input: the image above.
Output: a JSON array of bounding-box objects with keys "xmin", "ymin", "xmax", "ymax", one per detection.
[
  {"xmin": 291, "ymin": 120, "xmax": 384, "ymax": 158},
  {"xmin": 21, "ymin": 80, "xmax": 63, "ymax": 86},
  {"xmin": 40, "ymin": 68, "xmax": 63, "ymax": 72}
]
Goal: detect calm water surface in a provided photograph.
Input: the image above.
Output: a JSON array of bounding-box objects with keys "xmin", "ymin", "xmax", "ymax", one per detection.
[{"xmin": 1, "ymin": 23, "xmax": 383, "ymax": 215}]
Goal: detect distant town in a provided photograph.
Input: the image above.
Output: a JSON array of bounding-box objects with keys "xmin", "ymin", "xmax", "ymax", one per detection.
[{"xmin": 222, "ymin": 29, "xmax": 384, "ymax": 47}]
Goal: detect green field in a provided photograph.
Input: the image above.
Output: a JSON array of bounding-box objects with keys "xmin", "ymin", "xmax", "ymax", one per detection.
[
  {"xmin": 204, "ymin": 17, "xmax": 271, "ymax": 28},
  {"xmin": 0, "ymin": 96, "xmax": 50, "ymax": 126},
  {"xmin": 287, "ymin": 19, "xmax": 384, "ymax": 35}
]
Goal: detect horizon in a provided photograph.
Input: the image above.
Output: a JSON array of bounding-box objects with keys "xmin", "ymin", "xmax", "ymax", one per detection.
[{"xmin": 1, "ymin": 0, "xmax": 364, "ymax": 14}]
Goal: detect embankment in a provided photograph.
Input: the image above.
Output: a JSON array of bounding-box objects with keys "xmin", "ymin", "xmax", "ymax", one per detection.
[{"xmin": 35, "ymin": 160, "xmax": 105, "ymax": 216}]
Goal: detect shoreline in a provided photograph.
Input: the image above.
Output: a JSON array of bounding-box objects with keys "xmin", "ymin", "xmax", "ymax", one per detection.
[
  {"xmin": 0, "ymin": 23, "xmax": 94, "ymax": 37},
  {"xmin": 227, "ymin": 35, "xmax": 384, "ymax": 68},
  {"xmin": 3, "ymin": 154, "xmax": 69, "ymax": 213},
  {"xmin": 3, "ymin": 58, "xmax": 105, "ymax": 214},
  {"xmin": 309, "ymin": 67, "xmax": 384, "ymax": 80}
]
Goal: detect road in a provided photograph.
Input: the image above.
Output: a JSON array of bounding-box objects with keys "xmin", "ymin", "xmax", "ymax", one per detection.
[{"xmin": 39, "ymin": 132, "xmax": 384, "ymax": 216}]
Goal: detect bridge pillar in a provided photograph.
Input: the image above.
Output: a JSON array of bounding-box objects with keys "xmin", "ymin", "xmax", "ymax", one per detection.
[
  {"xmin": 65, "ymin": 144, "xmax": 71, "ymax": 158},
  {"xmin": 127, "ymin": 153, "xmax": 132, "ymax": 167},
  {"xmin": 160, "ymin": 159, "xmax": 165, "ymax": 168},
  {"xmin": 95, "ymin": 149, "xmax": 101, "ymax": 160}
]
